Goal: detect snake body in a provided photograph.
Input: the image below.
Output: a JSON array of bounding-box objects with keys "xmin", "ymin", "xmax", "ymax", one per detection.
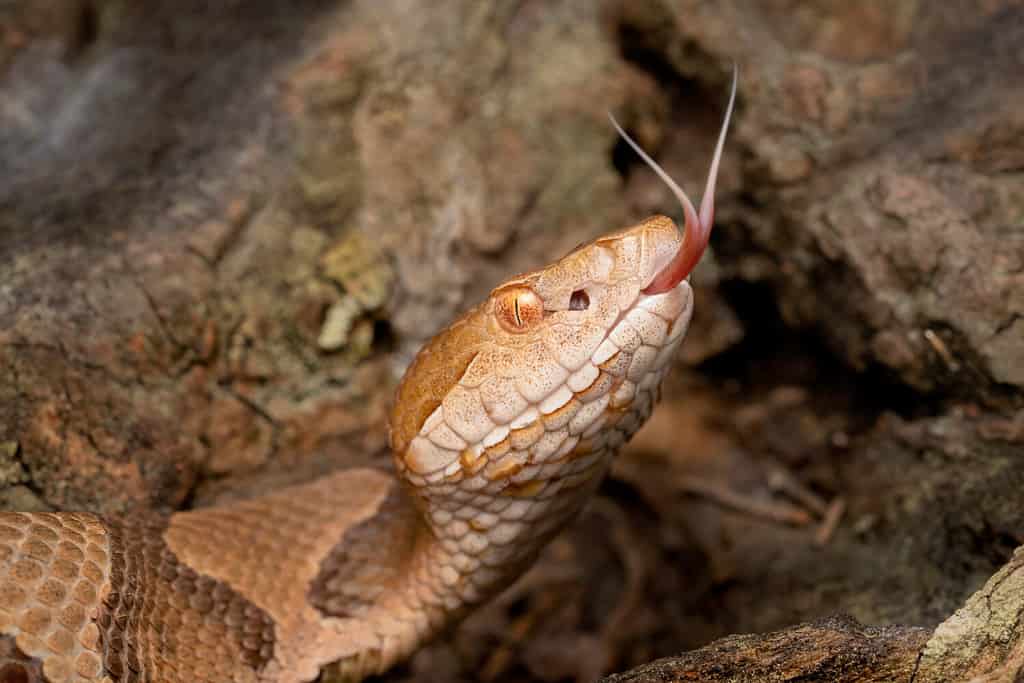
[{"xmin": 0, "ymin": 75, "xmax": 737, "ymax": 683}]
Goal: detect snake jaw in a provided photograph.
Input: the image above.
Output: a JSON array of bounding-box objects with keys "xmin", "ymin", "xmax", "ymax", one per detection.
[{"xmin": 610, "ymin": 64, "xmax": 739, "ymax": 295}]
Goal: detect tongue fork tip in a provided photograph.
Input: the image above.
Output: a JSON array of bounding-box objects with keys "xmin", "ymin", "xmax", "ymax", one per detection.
[
  {"xmin": 698, "ymin": 62, "xmax": 739, "ymax": 235},
  {"xmin": 608, "ymin": 63, "xmax": 738, "ymax": 295}
]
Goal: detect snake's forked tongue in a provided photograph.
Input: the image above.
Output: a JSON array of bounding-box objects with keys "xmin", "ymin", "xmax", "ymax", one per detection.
[{"xmin": 610, "ymin": 65, "xmax": 738, "ymax": 295}]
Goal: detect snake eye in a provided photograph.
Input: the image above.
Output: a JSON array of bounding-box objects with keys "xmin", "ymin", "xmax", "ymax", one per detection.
[{"xmin": 494, "ymin": 287, "xmax": 544, "ymax": 333}]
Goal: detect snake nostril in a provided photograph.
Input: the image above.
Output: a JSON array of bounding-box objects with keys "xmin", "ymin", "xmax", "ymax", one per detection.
[{"xmin": 569, "ymin": 290, "xmax": 590, "ymax": 311}]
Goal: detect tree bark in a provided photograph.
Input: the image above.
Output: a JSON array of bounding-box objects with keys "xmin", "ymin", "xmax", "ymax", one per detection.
[
  {"xmin": 605, "ymin": 546, "xmax": 1024, "ymax": 682},
  {"xmin": 1, "ymin": 1, "xmax": 1022, "ymax": 681},
  {"xmin": 601, "ymin": 615, "xmax": 929, "ymax": 683}
]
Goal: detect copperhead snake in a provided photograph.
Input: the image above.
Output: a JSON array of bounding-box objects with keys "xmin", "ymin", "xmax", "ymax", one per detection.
[{"xmin": 0, "ymin": 72, "xmax": 737, "ymax": 683}]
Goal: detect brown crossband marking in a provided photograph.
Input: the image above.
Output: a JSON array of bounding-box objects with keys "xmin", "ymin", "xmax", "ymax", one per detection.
[
  {"xmin": 101, "ymin": 515, "xmax": 276, "ymax": 683},
  {"xmin": 0, "ymin": 510, "xmax": 279, "ymax": 682},
  {"xmin": 308, "ymin": 484, "xmax": 421, "ymax": 620}
]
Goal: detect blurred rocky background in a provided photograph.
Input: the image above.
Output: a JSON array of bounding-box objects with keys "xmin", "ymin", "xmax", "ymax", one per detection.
[{"xmin": 1, "ymin": 1, "xmax": 1022, "ymax": 681}]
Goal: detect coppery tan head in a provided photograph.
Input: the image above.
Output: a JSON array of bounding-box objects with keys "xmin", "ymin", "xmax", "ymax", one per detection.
[{"xmin": 389, "ymin": 69, "xmax": 738, "ymax": 552}]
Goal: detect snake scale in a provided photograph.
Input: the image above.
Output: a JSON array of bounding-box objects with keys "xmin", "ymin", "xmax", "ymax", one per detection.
[{"xmin": 0, "ymin": 72, "xmax": 736, "ymax": 682}]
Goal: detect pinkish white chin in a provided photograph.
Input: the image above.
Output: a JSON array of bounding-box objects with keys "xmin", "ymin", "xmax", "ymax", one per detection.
[{"xmin": 609, "ymin": 65, "xmax": 738, "ymax": 296}]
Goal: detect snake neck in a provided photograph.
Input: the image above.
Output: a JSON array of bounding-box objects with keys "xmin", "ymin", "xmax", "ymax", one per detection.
[
  {"xmin": 415, "ymin": 450, "xmax": 615, "ymax": 602},
  {"xmin": 318, "ymin": 450, "xmax": 618, "ymax": 681}
]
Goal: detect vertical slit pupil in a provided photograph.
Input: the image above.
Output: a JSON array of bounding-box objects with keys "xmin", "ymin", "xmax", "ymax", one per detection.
[{"xmin": 569, "ymin": 290, "xmax": 590, "ymax": 311}]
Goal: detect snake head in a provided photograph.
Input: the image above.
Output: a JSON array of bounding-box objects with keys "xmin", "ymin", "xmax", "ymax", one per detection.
[
  {"xmin": 391, "ymin": 217, "xmax": 693, "ymax": 499},
  {"xmin": 389, "ymin": 71, "xmax": 737, "ymax": 559}
]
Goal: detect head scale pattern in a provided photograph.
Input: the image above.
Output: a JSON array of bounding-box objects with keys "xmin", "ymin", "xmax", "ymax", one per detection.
[{"xmin": 388, "ymin": 218, "xmax": 692, "ymax": 585}]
